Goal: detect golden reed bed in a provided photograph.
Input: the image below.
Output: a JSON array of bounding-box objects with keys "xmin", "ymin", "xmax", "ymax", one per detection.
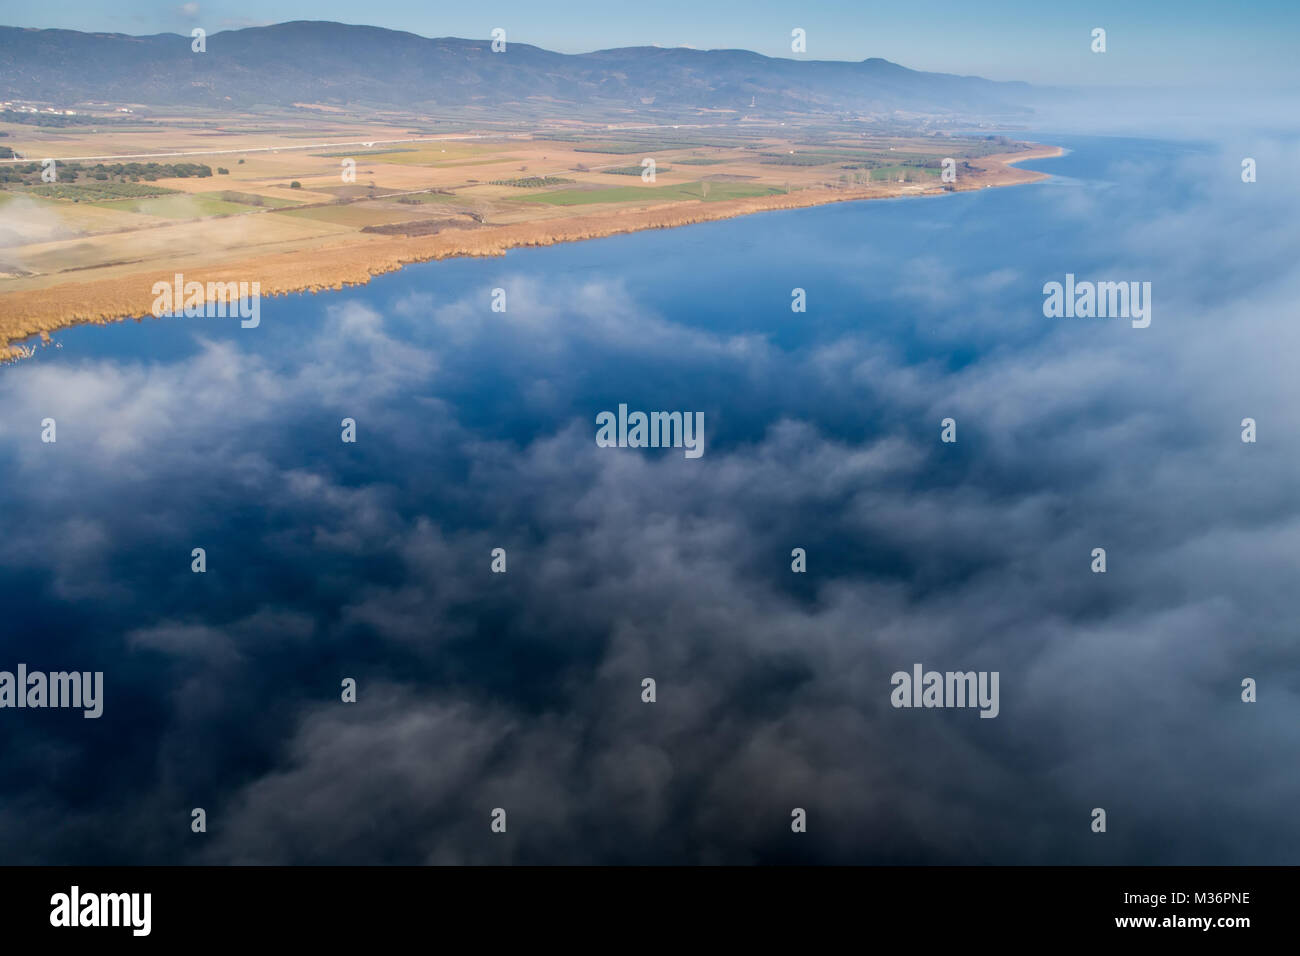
[{"xmin": 0, "ymin": 147, "xmax": 1061, "ymax": 361}]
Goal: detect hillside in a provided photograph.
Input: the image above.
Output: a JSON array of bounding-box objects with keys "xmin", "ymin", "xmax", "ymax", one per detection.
[{"xmin": 0, "ymin": 21, "xmax": 1033, "ymax": 118}]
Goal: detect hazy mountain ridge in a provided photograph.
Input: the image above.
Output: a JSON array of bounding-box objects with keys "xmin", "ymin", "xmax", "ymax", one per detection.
[{"xmin": 0, "ymin": 20, "xmax": 1034, "ymax": 117}]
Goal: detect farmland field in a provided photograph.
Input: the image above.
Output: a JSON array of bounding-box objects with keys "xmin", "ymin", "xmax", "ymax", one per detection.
[{"xmin": 0, "ymin": 105, "xmax": 1045, "ymax": 352}]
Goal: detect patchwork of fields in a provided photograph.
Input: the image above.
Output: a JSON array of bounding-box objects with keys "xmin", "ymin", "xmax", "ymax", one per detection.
[{"xmin": 0, "ymin": 107, "xmax": 1049, "ymax": 354}]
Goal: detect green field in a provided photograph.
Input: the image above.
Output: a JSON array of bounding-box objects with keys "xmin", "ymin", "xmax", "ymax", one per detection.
[
  {"xmin": 337, "ymin": 145, "xmax": 510, "ymax": 167},
  {"xmin": 0, "ymin": 191, "xmax": 60, "ymax": 208},
  {"xmin": 868, "ymin": 165, "xmax": 941, "ymax": 181},
  {"xmin": 392, "ymin": 191, "xmax": 460, "ymax": 204},
  {"xmin": 91, "ymin": 195, "xmax": 252, "ymax": 218},
  {"xmin": 569, "ymin": 143, "xmax": 659, "ymax": 155},
  {"xmin": 200, "ymin": 190, "xmax": 303, "ymax": 208},
  {"xmin": 515, "ymin": 181, "xmax": 784, "ymax": 206},
  {"xmin": 601, "ymin": 166, "xmax": 671, "ymax": 176},
  {"xmin": 19, "ymin": 182, "xmax": 181, "ymax": 202}
]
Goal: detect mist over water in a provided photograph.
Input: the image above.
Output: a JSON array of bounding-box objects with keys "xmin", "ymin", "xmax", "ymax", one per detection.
[{"xmin": 1, "ymin": 132, "xmax": 1297, "ymax": 864}]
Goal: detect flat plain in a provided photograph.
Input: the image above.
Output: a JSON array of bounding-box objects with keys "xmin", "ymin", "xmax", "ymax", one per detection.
[{"xmin": 0, "ymin": 107, "xmax": 1059, "ymax": 358}]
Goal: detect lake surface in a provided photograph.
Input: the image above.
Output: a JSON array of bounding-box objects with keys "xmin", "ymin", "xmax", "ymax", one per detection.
[{"xmin": 1, "ymin": 133, "xmax": 1296, "ymax": 864}]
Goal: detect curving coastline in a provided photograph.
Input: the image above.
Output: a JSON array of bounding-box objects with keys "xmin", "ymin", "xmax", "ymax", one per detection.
[{"xmin": 0, "ymin": 146, "xmax": 1062, "ymax": 361}]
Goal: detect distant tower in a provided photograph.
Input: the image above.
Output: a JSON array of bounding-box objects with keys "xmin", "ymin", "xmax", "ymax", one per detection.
[{"xmin": 750, "ymin": 95, "xmax": 756, "ymax": 107}]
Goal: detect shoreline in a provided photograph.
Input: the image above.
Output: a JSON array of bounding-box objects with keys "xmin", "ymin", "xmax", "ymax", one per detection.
[{"xmin": 0, "ymin": 145, "xmax": 1063, "ymax": 361}]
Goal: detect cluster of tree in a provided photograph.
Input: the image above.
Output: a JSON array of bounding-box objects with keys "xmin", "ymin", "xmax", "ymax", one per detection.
[
  {"xmin": 0, "ymin": 163, "xmax": 63, "ymax": 184},
  {"xmin": 27, "ymin": 181, "xmax": 179, "ymax": 201},
  {"xmin": 489, "ymin": 176, "xmax": 574, "ymax": 187},
  {"xmin": 210, "ymin": 190, "xmax": 266, "ymax": 206},
  {"xmin": 0, "ymin": 160, "xmax": 211, "ymax": 187},
  {"xmin": 0, "ymin": 110, "xmax": 116, "ymax": 127},
  {"xmin": 81, "ymin": 161, "xmax": 213, "ymax": 180}
]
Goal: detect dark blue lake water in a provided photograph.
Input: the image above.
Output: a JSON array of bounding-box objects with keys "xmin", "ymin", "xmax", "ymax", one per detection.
[{"xmin": 1, "ymin": 132, "xmax": 1296, "ymax": 864}]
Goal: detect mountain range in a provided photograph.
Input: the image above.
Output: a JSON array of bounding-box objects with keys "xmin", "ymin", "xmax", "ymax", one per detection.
[{"xmin": 0, "ymin": 21, "xmax": 1034, "ymax": 119}]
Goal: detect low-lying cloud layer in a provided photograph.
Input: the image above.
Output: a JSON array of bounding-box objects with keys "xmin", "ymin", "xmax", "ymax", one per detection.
[{"xmin": 0, "ymin": 132, "xmax": 1297, "ymax": 864}]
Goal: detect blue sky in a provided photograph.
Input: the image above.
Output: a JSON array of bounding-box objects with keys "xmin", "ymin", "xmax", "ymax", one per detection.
[{"xmin": 2, "ymin": 0, "xmax": 1296, "ymax": 88}]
